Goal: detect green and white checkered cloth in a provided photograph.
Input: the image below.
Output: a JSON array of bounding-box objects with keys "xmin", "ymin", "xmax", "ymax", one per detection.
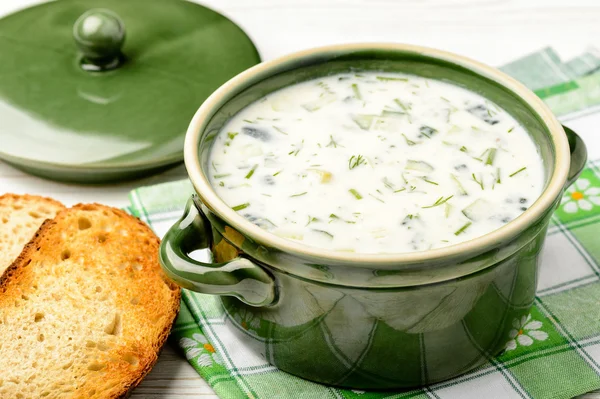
[{"xmin": 128, "ymin": 48, "xmax": 600, "ymax": 399}]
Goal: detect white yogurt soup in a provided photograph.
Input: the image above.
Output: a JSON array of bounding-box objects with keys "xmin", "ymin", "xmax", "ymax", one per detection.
[{"xmin": 207, "ymin": 71, "xmax": 544, "ymax": 254}]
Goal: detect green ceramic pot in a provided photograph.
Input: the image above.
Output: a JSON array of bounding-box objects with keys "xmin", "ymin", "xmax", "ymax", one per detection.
[{"xmin": 159, "ymin": 43, "xmax": 587, "ymax": 389}]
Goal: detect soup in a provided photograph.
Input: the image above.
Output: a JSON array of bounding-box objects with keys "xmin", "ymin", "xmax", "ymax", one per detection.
[{"xmin": 207, "ymin": 72, "xmax": 544, "ymax": 253}]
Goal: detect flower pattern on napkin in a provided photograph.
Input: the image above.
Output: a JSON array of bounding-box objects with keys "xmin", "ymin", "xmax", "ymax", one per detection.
[
  {"xmin": 562, "ymin": 178, "xmax": 600, "ymax": 213},
  {"xmin": 505, "ymin": 314, "xmax": 549, "ymax": 351},
  {"xmin": 180, "ymin": 333, "xmax": 224, "ymax": 367}
]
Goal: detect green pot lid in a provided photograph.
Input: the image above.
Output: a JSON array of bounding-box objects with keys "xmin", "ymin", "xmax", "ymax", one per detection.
[{"xmin": 0, "ymin": 0, "xmax": 260, "ymax": 183}]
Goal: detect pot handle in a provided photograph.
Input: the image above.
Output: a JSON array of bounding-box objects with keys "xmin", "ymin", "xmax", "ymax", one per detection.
[
  {"xmin": 563, "ymin": 125, "xmax": 588, "ymax": 188},
  {"xmin": 159, "ymin": 196, "xmax": 277, "ymax": 307}
]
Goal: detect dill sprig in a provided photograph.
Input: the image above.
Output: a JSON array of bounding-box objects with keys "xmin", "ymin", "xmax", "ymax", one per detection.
[
  {"xmin": 471, "ymin": 173, "xmax": 484, "ymax": 190},
  {"xmin": 290, "ymin": 192, "xmax": 307, "ymax": 197},
  {"xmin": 422, "ymin": 195, "xmax": 454, "ymax": 209},
  {"xmin": 348, "ymin": 155, "xmax": 367, "ymax": 170},
  {"xmin": 326, "ymin": 134, "xmax": 342, "ymax": 148},
  {"xmin": 273, "ymin": 126, "xmax": 288, "ymax": 135}
]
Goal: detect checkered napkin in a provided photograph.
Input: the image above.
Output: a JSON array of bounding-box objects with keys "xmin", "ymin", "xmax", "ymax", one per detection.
[{"xmin": 128, "ymin": 48, "xmax": 600, "ymax": 399}]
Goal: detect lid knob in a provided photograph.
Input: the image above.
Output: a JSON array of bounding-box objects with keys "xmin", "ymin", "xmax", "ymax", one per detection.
[{"xmin": 73, "ymin": 9, "xmax": 125, "ymax": 71}]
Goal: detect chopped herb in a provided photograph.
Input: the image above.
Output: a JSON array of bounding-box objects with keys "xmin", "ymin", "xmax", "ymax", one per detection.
[
  {"xmin": 349, "ymin": 188, "xmax": 363, "ymax": 200},
  {"xmin": 402, "ymin": 133, "xmax": 417, "ymax": 146},
  {"xmin": 232, "ymin": 203, "xmax": 250, "ymax": 211},
  {"xmin": 509, "ymin": 167, "xmax": 527, "ymax": 177},
  {"xmin": 454, "ymin": 221, "xmax": 472, "ymax": 235},
  {"xmin": 405, "ymin": 160, "xmax": 434, "ymax": 173},
  {"xmin": 440, "ymin": 96, "xmax": 451, "ymax": 103},
  {"xmin": 451, "ymin": 174, "xmax": 468, "ymax": 195},
  {"xmin": 393, "ymin": 98, "xmax": 411, "ymax": 112},
  {"xmin": 508, "ymin": 126, "xmax": 515, "ymax": 133},
  {"xmin": 290, "ymin": 192, "xmax": 308, "ymax": 197},
  {"xmin": 305, "ymin": 216, "xmax": 319, "ymax": 226},
  {"xmin": 485, "ymin": 148, "xmax": 497, "ymax": 165},
  {"xmin": 420, "ymin": 177, "xmax": 439, "ymax": 185},
  {"xmin": 382, "ymin": 177, "xmax": 395, "ymax": 190},
  {"xmin": 368, "ymin": 193, "xmax": 385, "ymax": 203},
  {"xmin": 471, "ymin": 173, "xmax": 484, "ymax": 190},
  {"xmin": 243, "ymin": 119, "xmax": 255, "ymax": 123},
  {"xmin": 329, "ymin": 214, "xmax": 340, "ymax": 220},
  {"xmin": 219, "ymin": 181, "xmax": 224, "ymax": 187},
  {"xmin": 459, "ymin": 146, "xmax": 468, "ymax": 153},
  {"xmin": 349, "ymin": 154, "xmax": 367, "ymax": 170},
  {"xmin": 245, "ymin": 164, "xmax": 258, "ymax": 179},
  {"xmin": 496, "ymin": 168, "xmax": 502, "ymax": 184},
  {"xmin": 227, "ymin": 132, "xmax": 238, "ymax": 140},
  {"xmin": 394, "ymin": 188, "xmax": 407, "ymax": 193},
  {"xmin": 401, "ymin": 173, "xmax": 408, "ymax": 184},
  {"xmin": 211, "ymin": 161, "xmax": 218, "ymax": 172},
  {"xmin": 312, "ymin": 229, "xmax": 334, "ymax": 239},
  {"xmin": 445, "ymin": 203, "xmax": 452, "ymax": 218},
  {"xmin": 381, "ymin": 110, "xmax": 405, "ymax": 117},
  {"xmin": 377, "ymin": 76, "xmax": 408, "ymax": 82},
  {"xmin": 213, "ymin": 173, "xmax": 231, "ymax": 179},
  {"xmin": 419, "ymin": 126, "xmax": 438, "ymax": 139},
  {"xmin": 261, "ymin": 193, "xmax": 272, "ymax": 197},
  {"xmin": 273, "ymin": 170, "xmax": 283, "ymax": 177},
  {"xmin": 351, "ymin": 83, "xmax": 362, "ymax": 100},
  {"xmin": 326, "ymin": 134, "xmax": 342, "ymax": 148},
  {"xmin": 422, "ymin": 195, "xmax": 454, "ymax": 208},
  {"xmin": 273, "ymin": 126, "xmax": 288, "ymax": 135}
]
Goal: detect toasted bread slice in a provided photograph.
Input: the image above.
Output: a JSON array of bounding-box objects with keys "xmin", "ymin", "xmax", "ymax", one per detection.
[
  {"xmin": 0, "ymin": 194, "xmax": 65, "ymax": 275},
  {"xmin": 0, "ymin": 204, "xmax": 180, "ymax": 399}
]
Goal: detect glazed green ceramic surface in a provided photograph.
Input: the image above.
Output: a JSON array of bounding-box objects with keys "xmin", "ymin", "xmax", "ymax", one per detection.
[
  {"xmin": 0, "ymin": 0, "xmax": 260, "ymax": 182},
  {"xmin": 159, "ymin": 45, "xmax": 587, "ymax": 388}
]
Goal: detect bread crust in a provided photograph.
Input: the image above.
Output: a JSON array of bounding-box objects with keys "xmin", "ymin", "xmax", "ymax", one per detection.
[{"xmin": 0, "ymin": 203, "xmax": 180, "ymax": 399}]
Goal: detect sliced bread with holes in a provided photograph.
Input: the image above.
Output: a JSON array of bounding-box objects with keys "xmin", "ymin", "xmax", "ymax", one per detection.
[
  {"xmin": 0, "ymin": 203, "xmax": 180, "ymax": 398},
  {"xmin": 0, "ymin": 194, "xmax": 65, "ymax": 275}
]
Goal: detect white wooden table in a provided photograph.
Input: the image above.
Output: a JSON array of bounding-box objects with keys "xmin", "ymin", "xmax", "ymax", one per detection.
[{"xmin": 2, "ymin": 0, "xmax": 600, "ymax": 397}]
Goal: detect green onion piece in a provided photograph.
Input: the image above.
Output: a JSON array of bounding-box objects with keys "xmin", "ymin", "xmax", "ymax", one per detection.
[
  {"xmin": 290, "ymin": 192, "xmax": 307, "ymax": 197},
  {"xmin": 459, "ymin": 146, "xmax": 468, "ymax": 153},
  {"xmin": 485, "ymin": 148, "xmax": 497, "ymax": 166},
  {"xmin": 351, "ymin": 83, "xmax": 362, "ymax": 100},
  {"xmin": 394, "ymin": 188, "xmax": 407, "ymax": 193},
  {"xmin": 245, "ymin": 164, "xmax": 258, "ymax": 179},
  {"xmin": 232, "ymin": 203, "xmax": 250, "ymax": 211},
  {"xmin": 213, "ymin": 173, "xmax": 231, "ymax": 179},
  {"xmin": 445, "ymin": 203, "xmax": 452, "ymax": 218},
  {"xmin": 349, "ymin": 189, "xmax": 363, "ymax": 200},
  {"xmin": 509, "ymin": 167, "xmax": 527, "ymax": 177},
  {"xmin": 454, "ymin": 222, "xmax": 472, "ymax": 236}
]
